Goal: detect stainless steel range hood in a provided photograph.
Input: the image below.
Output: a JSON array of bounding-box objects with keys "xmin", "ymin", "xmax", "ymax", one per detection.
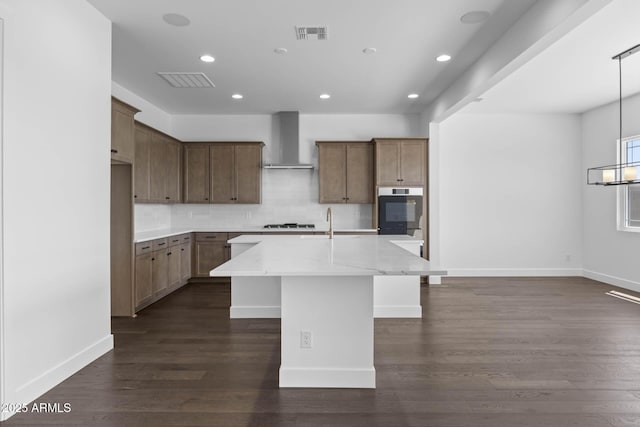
[{"xmin": 264, "ymin": 111, "xmax": 314, "ymax": 169}]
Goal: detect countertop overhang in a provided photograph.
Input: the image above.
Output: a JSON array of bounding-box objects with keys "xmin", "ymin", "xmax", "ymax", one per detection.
[{"xmin": 210, "ymin": 235, "xmax": 445, "ymax": 277}]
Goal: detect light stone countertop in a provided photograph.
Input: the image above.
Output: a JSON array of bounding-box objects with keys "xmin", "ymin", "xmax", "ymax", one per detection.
[
  {"xmin": 210, "ymin": 234, "xmax": 444, "ymax": 277},
  {"xmin": 134, "ymin": 227, "xmax": 378, "ymax": 243}
]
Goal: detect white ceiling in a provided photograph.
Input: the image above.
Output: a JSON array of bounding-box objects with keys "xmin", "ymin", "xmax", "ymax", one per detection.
[
  {"xmin": 462, "ymin": 0, "xmax": 640, "ymax": 115},
  {"xmin": 86, "ymin": 0, "xmax": 537, "ymax": 114}
]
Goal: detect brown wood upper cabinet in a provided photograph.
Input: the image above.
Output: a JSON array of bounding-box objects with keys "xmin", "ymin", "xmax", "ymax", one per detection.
[
  {"xmin": 183, "ymin": 142, "xmax": 263, "ymax": 204},
  {"xmin": 134, "ymin": 122, "xmax": 181, "ymax": 203},
  {"xmin": 373, "ymin": 138, "xmax": 427, "ymax": 186},
  {"xmin": 111, "ymin": 97, "xmax": 139, "ymax": 163},
  {"xmin": 316, "ymin": 141, "xmax": 373, "ymax": 204}
]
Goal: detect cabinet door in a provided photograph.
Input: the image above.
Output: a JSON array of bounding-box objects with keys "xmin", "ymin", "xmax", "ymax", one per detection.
[
  {"xmin": 111, "ymin": 99, "xmax": 136, "ymax": 163},
  {"xmin": 179, "ymin": 242, "xmax": 192, "ymax": 283},
  {"xmin": 376, "ymin": 141, "xmax": 400, "ymax": 185},
  {"xmin": 346, "ymin": 144, "xmax": 373, "ymax": 203},
  {"xmin": 134, "ymin": 126, "xmax": 151, "ymax": 202},
  {"xmin": 165, "ymin": 140, "xmax": 181, "ymax": 203},
  {"xmin": 134, "ymin": 253, "xmax": 153, "ymax": 308},
  {"xmin": 318, "ymin": 144, "xmax": 347, "ymax": 203},
  {"xmin": 151, "ymin": 248, "xmax": 168, "ymax": 295},
  {"xmin": 399, "ymin": 141, "xmax": 425, "ymax": 185},
  {"xmin": 194, "ymin": 241, "xmax": 227, "ymax": 277},
  {"xmin": 184, "ymin": 145, "xmax": 210, "ymax": 203},
  {"xmin": 234, "ymin": 144, "xmax": 262, "ymax": 203},
  {"xmin": 210, "ymin": 145, "xmax": 234, "ymax": 203},
  {"xmin": 167, "ymin": 248, "xmax": 181, "ymax": 289},
  {"xmin": 149, "ymin": 133, "xmax": 167, "ymax": 202}
]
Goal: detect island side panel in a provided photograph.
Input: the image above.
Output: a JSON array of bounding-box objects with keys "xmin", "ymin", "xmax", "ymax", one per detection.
[
  {"xmin": 279, "ymin": 275, "xmax": 375, "ymax": 388},
  {"xmin": 230, "ymin": 241, "xmax": 281, "ymax": 318},
  {"xmin": 374, "ymin": 240, "xmax": 422, "ymax": 318}
]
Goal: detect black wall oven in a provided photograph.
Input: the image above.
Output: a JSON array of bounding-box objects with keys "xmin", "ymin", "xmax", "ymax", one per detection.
[{"xmin": 377, "ymin": 187, "xmax": 423, "ymax": 236}]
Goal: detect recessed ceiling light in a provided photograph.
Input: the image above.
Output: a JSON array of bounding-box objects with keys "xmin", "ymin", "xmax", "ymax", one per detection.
[
  {"xmin": 460, "ymin": 10, "xmax": 491, "ymax": 24},
  {"xmin": 362, "ymin": 47, "xmax": 377, "ymax": 54},
  {"xmin": 232, "ymin": 94, "xmax": 243, "ymax": 99},
  {"xmin": 436, "ymin": 54, "xmax": 452, "ymax": 62},
  {"xmin": 274, "ymin": 47, "xmax": 288, "ymax": 54},
  {"xmin": 408, "ymin": 93, "xmax": 419, "ymax": 99},
  {"xmin": 200, "ymin": 54, "xmax": 215, "ymax": 63},
  {"xmin": 162, "ymin": 13, "xmax": 190, "ymax": 27},
  {"xmin": 319, "ymin": 93, "xmax": 331, "ymax": 99}
]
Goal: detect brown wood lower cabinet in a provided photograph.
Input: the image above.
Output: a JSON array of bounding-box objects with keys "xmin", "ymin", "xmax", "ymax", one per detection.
[
  {"xmin": 194, "ymin": 232, "xmax": 230, "ymax": 277},
  {"xmin": 134, "ymin": 252, "xmax": 153, "ymax": 308},
  {"xmin": 180, "ymin": 242, "xmax": 192, "ymax": 282},
  {"xmin": 134, "ymin": 233, "xmax": 193, "ymax": 312}
]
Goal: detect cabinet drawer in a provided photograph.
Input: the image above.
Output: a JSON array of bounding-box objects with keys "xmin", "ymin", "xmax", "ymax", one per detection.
[
  {"xmin": 135, "ymin": 241, "xmax": 153, "ymax": 255},
  {"xmin": 168, "ymin": 235, "xmax": 183, "ymax": 247},
  {"xmin": 180, "ymin": 233, "xmax": 192, "ymax": 243},
  {"xmin": 152, "ymin": 238, "xmax": 169, "ymax": 251},
  {"xmin": 195, "ymin": 232, "xmax": 228, "ymax": 242}
]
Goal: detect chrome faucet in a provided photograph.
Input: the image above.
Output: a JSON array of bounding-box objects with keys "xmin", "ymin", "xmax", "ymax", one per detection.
[{"xmin": 326, "ymin": 207, "xmax": 334, "ymax": 239}]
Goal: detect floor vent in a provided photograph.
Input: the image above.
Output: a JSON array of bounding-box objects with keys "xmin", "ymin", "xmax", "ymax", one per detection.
[
  {"xmin": 157, "ymin": 72, "xmax": 215, "ymax": 88},
  {"xmin": 295, "ymin": 26, "xmax": 328, "ymax": 40},
  {"xmin": 606, "ymin": 290, "xmax": 640, "ymax": 305}
]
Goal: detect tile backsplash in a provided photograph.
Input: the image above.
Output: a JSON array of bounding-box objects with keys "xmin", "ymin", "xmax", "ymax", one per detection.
[{"xmin": 134, "ymin": 169, "xmax": 373, "ymax": 231}]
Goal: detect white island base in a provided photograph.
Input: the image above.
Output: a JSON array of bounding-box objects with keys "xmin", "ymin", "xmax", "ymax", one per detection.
[
  {"xmin": 211, "ymin": 234, "xmax": 446, "ymax": 389},
  {"xmin": 280, "ymin": 275, "xmax": 375, "ymax": 388}
]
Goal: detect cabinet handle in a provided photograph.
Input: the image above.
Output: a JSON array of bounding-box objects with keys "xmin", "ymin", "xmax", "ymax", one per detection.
[
  {"xmin": 205, "ymin": 198, "xmax": 209, "ymax": 200},
  {"xmin": 157, "ymin": 242, "xmax": 166, "ymax": 246},
  {"xmin": 181, "ymin": 248, "xmax": 185, "ymax": 252},
  {"xmin": 167, "ymin": 252, "xmax": 172, "ymax": 256},
  {"xmin": 142, "ymin": 246, "xmax": 150, "ymax": 250},
  {"xmin": 165, "ymin": 197, "xmax": 170, "ymax": 200},
  {"xmin": 205, "ymin": 236, "xmax": 217, "ymax": 239},
  {"xmin": 151, "ymin": 258, "xmax": 155, "ymax": 261},
  {"xmin": 111, "ymin": 149, "xmax": 118, "ymax": 153}
]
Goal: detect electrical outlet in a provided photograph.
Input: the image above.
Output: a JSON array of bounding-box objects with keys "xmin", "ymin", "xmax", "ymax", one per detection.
[{"xmin": 300, "ymin": 331, "xmax": 312, "ymax": 349}]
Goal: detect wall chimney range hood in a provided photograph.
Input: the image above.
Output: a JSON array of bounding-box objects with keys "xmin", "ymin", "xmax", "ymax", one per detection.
[{"xmin": 264, "ymin": 111, "xmax": 314, "ymax": 169}]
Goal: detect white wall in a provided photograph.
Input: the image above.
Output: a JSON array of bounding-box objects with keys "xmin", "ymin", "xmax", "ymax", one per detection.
[
  {"xmin": 582, "ymin": 93, "xmax": 640, "ymax": 291},
  {"xmin": 0, "ymin": 0, "xmax": 112, "ymax": 419},
  {"xmin": 438, "ymin": 113, "xmax": 583, "ymax": 276},
  {"xmin": 135, "ymin": 113, "xmax": 422, "ymax": 231}
]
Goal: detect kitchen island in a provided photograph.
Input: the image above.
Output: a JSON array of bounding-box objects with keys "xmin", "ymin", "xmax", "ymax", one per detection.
[{"xmin": 210, "ymin": 234, "xmax": 445, "ymax": 388}]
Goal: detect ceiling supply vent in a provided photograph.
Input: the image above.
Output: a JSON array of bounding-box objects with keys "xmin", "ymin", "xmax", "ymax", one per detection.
[
  {"xmin": 157, "ymin": 72, "xmax": 215, "ymax": 88},
  {"xmin": 295, "ymin": 26, "xmax": 328, "ymax": 40}
]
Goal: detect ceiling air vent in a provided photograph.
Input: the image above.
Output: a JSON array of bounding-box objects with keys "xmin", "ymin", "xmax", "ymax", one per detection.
[
  {"xmin": 295, "ymin": 26, "xmax": 328, "ymax": 40},
  {"xmin": 157, "ymin": 72, "xmax": 215, "ymax": 88}
]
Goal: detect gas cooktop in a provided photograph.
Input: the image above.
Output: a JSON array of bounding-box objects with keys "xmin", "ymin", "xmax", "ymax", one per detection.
[{"xmin": 263, "ymin": 223, "xmax": 315, "ymax": 229}]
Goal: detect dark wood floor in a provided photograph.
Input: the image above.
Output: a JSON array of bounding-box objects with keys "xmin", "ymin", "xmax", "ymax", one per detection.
[{"xmin": 4, "ymin": 277, "xmax": 640, "ymax": 426}]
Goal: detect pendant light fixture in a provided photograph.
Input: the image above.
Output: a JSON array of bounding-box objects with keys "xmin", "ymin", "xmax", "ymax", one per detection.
[{"xmin": 587, "ymin": 44, "xmax": 640, "ymax": 186}]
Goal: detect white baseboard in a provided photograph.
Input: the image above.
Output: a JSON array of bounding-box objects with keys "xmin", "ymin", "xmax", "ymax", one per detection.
[
  {"xmin": 445, "ymin": 268, "xmax": 583, "ymax": 277},
  {"xmin": 230, "ymin": 306, "xmax": 281, "ymax": 318},
  {"xmin": 583, "ymin": 270, "xmax": 640, "ymax": 293},
  {"xmin": 279, "ymin": 366, "xmax": 375, "ymax": 388},
  {"xmin": 2, "ymin": 334, "xmax": 113, "ymax": 421},
  {"xmin": 374, "ymin": 305, "xmax": 422, "ymax": 318}
]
